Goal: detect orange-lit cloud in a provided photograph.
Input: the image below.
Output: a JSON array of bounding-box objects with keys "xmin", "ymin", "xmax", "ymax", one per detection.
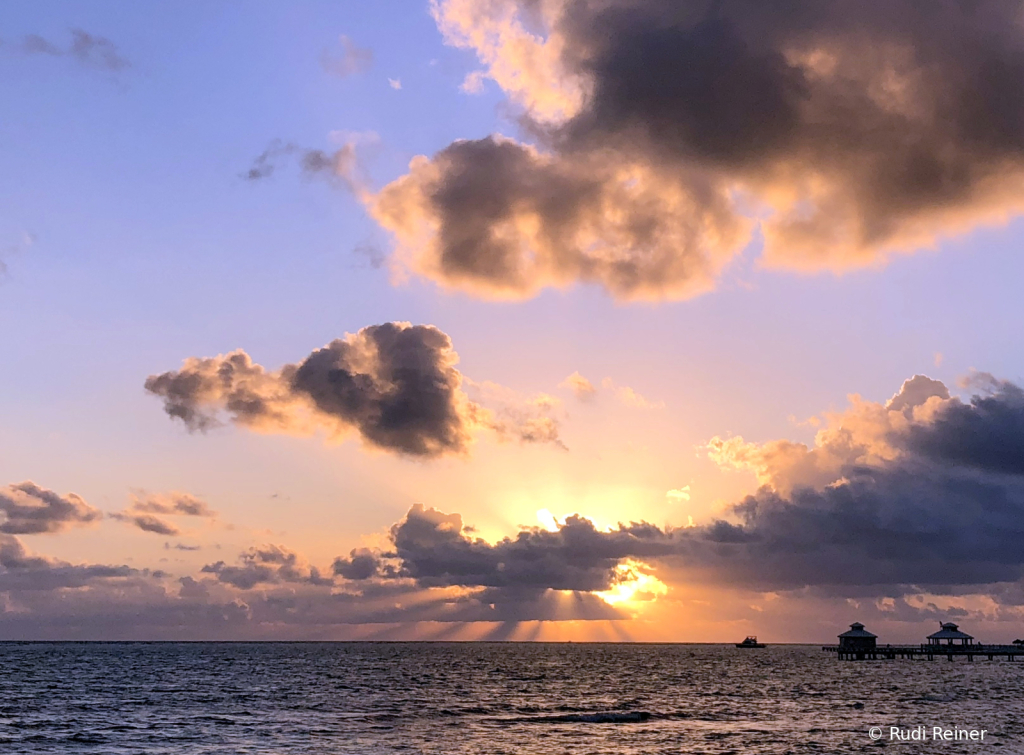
[
  {"xmin": 146, "ymin": 322, "xmax": 563, "ymax": 458},
  {"xmin": 559, "ymin": 371, "xmax": 661, "ymax": 408},
  {"xmin": 0, "ymin": 481, "xmax": 101, "ymax": 535},
  {"xmin": 560, "ymin": 371, "xmax": 596, "ymax": 401},
  {"xmin": 111, "ymin": 490, "xmax": 217, "ymax": 537},
  {"xmin": 370, "ymin": 0, "xmax": 1024, "ymax": 300}
]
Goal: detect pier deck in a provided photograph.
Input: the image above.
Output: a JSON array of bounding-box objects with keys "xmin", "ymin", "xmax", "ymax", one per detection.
[{"xmin": 823, "ymin": 644, "xmax": 1024, "ymax": 661}]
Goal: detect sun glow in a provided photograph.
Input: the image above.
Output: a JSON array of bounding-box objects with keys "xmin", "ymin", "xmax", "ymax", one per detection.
[
  {"xmin": 596, "ymin": 560, "xmax": 668, "ymax": 607},
  {"xmin": 536, "ymin": 508, "xmax": 560, "ymax": 531}
]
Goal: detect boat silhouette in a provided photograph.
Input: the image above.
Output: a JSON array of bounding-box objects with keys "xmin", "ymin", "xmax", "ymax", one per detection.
[{"xmin": 735, "ymin": 636, "xmax": 766, "ymax": 648}]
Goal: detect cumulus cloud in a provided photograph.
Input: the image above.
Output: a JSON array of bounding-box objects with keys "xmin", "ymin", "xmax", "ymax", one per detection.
[
  {"xmin": 369, "ymin": 0, "xmax": 1024, "ymax": 300},
  {"xmin": 15, "ymin": 29, "xmax": 129, "ymax": 71},
  {"xmin": 332, "ymin": 548, "xmax": 386, "ymax": 580},
  {"xmin": 320, "ymin": 34, "xmax": 372, "ymax": 78},
  {"xmin": 387, "ymin": 503, "xmax": 672, "ymax": 593},
  {"xmin": 325, "ymin": 372, "xmax": 1024, "ymax": 605},
  {"xmin": 111, "ymin": 491, "xmax": 217, "ymax": 537},
  {"xmin": 0, "ymin": 482, "xmax": 101, "ymax": 535},
  {"xmin": 202, "ymin": 544, "xmax": 331, "ymax": 589},
  {"xmin": 903, "ymin": 375, "xmax": 1024, "ymax": 476},
  {"xmin": 145, "ymin": 322, "xmax": 563, "ymax": 457},
  {"xmin": 372, "ymin": 135, "xmax": 745, "ymax": 300},
  {"xmin": 697, "ymin": 373, "xmax": 1024, "ymax": 591}
]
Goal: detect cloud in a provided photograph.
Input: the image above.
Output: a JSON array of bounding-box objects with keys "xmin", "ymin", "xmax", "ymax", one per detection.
[
  {"xmin": 903, "ymin": 375, "xmax": 1024, "ymax": 476},
  {"xmin": 9, "ymin": 367, "xmax": 1024, "ymax": 639},
  {"xmin": 464, "ymin": 380, "xmax": 566, "ymax": 450},
  {"xmin": 0, "ymin": 534, "xmax": 145, "ymax": 593},
  {"xmin": 387, "ymin": 504, "xmax": 672, "ymax": 593},
  {"xmin": 697, "ymin": 373, "xmax": 1024, "ymax": 591},
  {"xmin": 16, "ymin": 29, "xmax": 129, "ymax": 71},
  {"xmin": 372, "ymin": 135, "xmax": 745, "ymax": 300},
  {"xmin": 332, "ymin": 548, "xmax": 385, "ymax": 580},
  {"xmin": 388, "ymin": 77, "xmax": 402, "ymax": 90},
  {"xmin": 666, "ymin": 486, "xmax": 691, "ymax": 502},
  {"xmin": 146, "ymin": 322, "xmax": 563, "ymax": 458},
  {"xmin": 320, "ymin": 34, "xmax": 372, "ymax": 78},
  {"xmin": 111, "ymin": 491, "xmax": 217, "ymax": 537},
  {"xmin": 129, "ymin": 491, "xmax": 215, "ymax": 518},
  {"xmin": 321, "ymin": 372, "xmax": 1024, "ymax": 605},
  {"xmin": 128, "ymin": 514, "xmax": 180, "ymax": 536},
  {"xmin": 559, "ymin": 372, "xmax": 660, "ymax": 408},
  {"xmin": 560, "ymin": 371, "xmax": 597, "ymax": 401},
  {"xmin": 370, "ymin": 0, "xmax": 1024, "ymax": 300},
  {"xmin": 242, "ymin": 138, "xmax": 367, "ymax": 191},
  {"xmin": 201, "ymin": 544, "xmax": 330, "ymax": 589},
  {"xmin": 604, "ymin": 379, "xmax": 663, "ymax": 410},
  {"xmin": 0, "ymin": 482, "xmax": 101, "ymax": 535},
  {"xmin": 460, "ymin": 70, "xmax": 487, "ymax": 94}
]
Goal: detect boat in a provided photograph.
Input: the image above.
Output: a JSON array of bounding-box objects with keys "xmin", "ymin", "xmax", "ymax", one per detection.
[{"xmin": 735, "ymin": 636, "xmax": 766, "ymax": 648}]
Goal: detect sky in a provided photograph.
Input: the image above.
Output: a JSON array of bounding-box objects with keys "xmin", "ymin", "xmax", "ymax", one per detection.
[{"xmin": 2, "ymin": 0, "xmax": 1024, "ymax": 642}]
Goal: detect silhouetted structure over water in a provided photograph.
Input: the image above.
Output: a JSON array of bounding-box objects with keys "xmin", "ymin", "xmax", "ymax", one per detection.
[
  {"xmin": 824, "ymin": 621, "xmax": 1024, "ymax": 661},
  {"xmin": 837, "ymin": 623, "xmax": 877, "ymax": 659},
  {"xmin": 927, "ymin": 622, "xmax": 973, "ymax": 646}
]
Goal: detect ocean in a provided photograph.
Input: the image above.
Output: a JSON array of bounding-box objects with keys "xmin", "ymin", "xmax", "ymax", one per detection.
[{"xmin": 0, "ymin": 642, "xmax": 1020, "ymax": 754}]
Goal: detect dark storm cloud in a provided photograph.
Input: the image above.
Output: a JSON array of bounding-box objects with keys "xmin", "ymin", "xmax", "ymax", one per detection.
[
  {"xmin": 0, "ymin": 482, "xmax": 102, "ymax": 535},
  {"xmin": 694, "ymin": 374, "xmax": 1024, "ymax": 593},
  {"xmin": 146, "ymin": 322, "xmax": 562, "ymax": 457},
  {"xmin": 332, "ymin": 548, "xmax": 384, "ymax": 580},
  {"xmin": 901, "ymin": 377, "xmax": 1024, "ymax": 476},
  {"xmin": 15, "ymin": 29, "xmax": 129, "ymax": 71},
  {"xmin": 377, "ymin": 0, "xmax": 1024, "ymax": 300},
  {"xmin": 383, "ymin": 504, "xmax": 676, "ymax": 594},
  {"xmin": 686, "ymin": 464, "xmax": 1024, "ymax": 590}
]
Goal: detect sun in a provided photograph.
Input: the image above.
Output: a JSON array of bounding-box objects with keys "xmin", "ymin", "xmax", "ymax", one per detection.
[{"xmin": 596, "ymin": 560, "xmax": 668, "ymax": 607}]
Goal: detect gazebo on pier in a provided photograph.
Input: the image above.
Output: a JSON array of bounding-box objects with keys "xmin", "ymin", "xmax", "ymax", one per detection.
[
  {"xmin": 926, "ymin": 622, "xmax": 974, "ymax": 647},
  {"xmin": 825, "ymin": 620, "xmax": 1024, "ymax": 661},
  {"xmin": 837, "ymin": 622, "xmax": 877, "ymax": 659}
]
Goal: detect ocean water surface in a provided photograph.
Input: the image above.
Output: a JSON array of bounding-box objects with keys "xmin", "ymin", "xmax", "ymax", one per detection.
[{"xmin": 0, "ymin": 642, "xmax": 1021, "ymax": 754}]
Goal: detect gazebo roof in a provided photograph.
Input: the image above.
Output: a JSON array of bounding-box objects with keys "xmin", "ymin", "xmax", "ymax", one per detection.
[
  {"xmin": 838, "ymin": 622, "xmax": 877, "ymax": 639},
  {"xmin": 926, "ymin": 622, "xmax": 973, "ymax": 640}
]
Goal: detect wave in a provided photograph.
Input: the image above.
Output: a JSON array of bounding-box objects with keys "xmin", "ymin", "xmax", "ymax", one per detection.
[{"xmin": 507, "ymin": 710, "xmax": 656, "ymax": 724}]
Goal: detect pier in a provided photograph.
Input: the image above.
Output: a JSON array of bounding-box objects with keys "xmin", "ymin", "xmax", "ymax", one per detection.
[
  {"xmin": 822, "ymin": 643, "xmax": 1024, "ymax": 661},
  {"xmin": 824, "ymin": 621, "xmax": 1024, "ymax": 661}
]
